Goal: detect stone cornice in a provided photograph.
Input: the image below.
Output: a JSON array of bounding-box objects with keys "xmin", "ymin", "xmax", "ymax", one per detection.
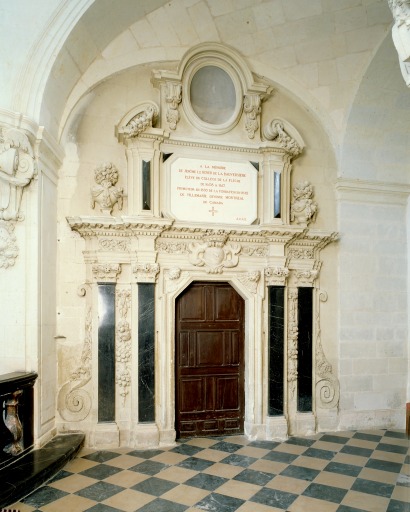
[{"xmin": 335, "ymin": 178, "xmax": 410, "ymax": 205}]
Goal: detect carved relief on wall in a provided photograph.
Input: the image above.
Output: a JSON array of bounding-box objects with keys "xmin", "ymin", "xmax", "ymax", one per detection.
[
  {"xmin": 58, "ymin": 309, "xmax": 92, "ymax": 422},
  {"xmin": 295, "ymin": 268, "xmax": 320, "ymax": 286},
  {"xmin": 388, "ymin": 0, "xmax": 410, "ymax": 27},
  {"xmin": 0, "ymin": 127, "xmax": 36, "ymax": 222},
  {"xmin": 290, "ymin": 181, "xmax": 318, "ymax": 226},
  {"xmin": 0, "ymin": 220, "xmax": 18, "ymax": 268},
  {"xmin": 116, "ymin": 290, "xmax": 132, "ymax": 403},
  {"xmin": 188, "ymin": 230, "xmax": 241, "ymax": 274},
  {"xmin": 165, "ymin": 81, "xmax": 182, "ymax": 130},
  {"xmin": 90, "ymin": 163, "xmax": 123, "ymax": 215},
  {"xmin": 287, "ymin": 288, "xmax": 298, "ymax": 398},
  {"xmin": 237, "ymin": 270, "xmax": 260, "ymax": 293},
  {"xmin": 243, "ymin": 94, "xmax": 261, "ymax": 139},
  {"xmin": 315, "ymin": 291, "xmax": 340, "ymax": 409}
]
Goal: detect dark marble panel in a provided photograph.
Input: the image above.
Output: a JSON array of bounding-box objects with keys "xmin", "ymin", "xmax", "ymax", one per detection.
[
  {"xmin": 268, "ymin": 286, "xmax": 285, "ymax": 416},
  {"xmin": 297, "ymin": 287, "xmax": 313, "ymax": 412},
  {"xmin": 142, "ymin": 160, "xmax": 151, "ymax": 210},
  {"xmin": 274, "ymin": 172, "xmax": 281, "ymax": 218},
  {"xmin": 138, "ymin": 283, "xmax": 155, "ymax": 422},
  {"xmin": 98, "ymin": 284, "xmax": 116, "ymax": 422}
]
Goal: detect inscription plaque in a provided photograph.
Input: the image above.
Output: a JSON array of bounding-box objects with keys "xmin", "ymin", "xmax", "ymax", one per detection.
[{"xmin": 170, "ymin": 157, "xmax": 257, "ymax": 225}]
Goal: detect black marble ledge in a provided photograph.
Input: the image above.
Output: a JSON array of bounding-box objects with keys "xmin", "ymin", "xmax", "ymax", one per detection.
[
  {"xmin": 0, "ymin": 371, "xmax": 38, "ymax": 396},
  {"xmin": 0, "ymin": 432, "xmax": 84, "ymax": 508}
]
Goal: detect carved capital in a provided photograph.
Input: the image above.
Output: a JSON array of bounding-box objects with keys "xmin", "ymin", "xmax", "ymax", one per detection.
[
  {"xmin": 133, "ymin": 262, "xmax": 160, "ymax": 283},
  {"xmin": 290, "ymin": 181, "xmax": 318, "ymax": 226},
  {"xmin": 165, "ymin": 81, "xmax": 182, "ymax": 130},
  {"xmin": 294, "ymin": 268, "xmax": 319, "ymax": 286},
  {"xmin": 243, "ymin": 94, "xmax": 262, "ymax": 139},
  {"xmin": 91, "ymin": 163, "xmax": 123, "ymax": 215},
  {"xmin": 264, "ymin": 266, "xmax": 289, "ymax": 286},
  {"xmin": 92, "ymin": 263, "xmax": 122, "ymax": 282}
]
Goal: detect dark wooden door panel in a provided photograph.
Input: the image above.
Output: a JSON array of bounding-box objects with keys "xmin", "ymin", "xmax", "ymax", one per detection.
[{"xmin": 176, "ymin": 282, "xmax": 244, "ymax": 438}]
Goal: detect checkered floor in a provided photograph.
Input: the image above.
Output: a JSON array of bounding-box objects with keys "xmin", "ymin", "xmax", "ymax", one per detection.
[{"xmin": 10, "ymin": 429, "xmax": 409, "ymax": 512}]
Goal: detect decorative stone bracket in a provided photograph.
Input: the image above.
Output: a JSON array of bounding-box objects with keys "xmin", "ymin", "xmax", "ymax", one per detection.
[{"xmin": 263, "ymin": 118, "xmax": 304, "ymax": 157}]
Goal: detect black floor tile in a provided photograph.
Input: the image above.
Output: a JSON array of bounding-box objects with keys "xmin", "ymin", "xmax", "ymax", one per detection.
[
  {"xmin": 22, "ymin": 486, "xmax": 68, "ymax": 507},
  {"xmin": 303, "ymin": 482, "xmax": 348, "ymax": 503},
  {"xmin": 280, "ymin": 464, "xmax": 320, "ymax": 481},
  {"xmin": 303, "ymin": 447, "xmax": 336, "ymax": 460},
  {"xmin": 337, "ymin": 505, "xmax": 369, "ymax": 512},
  {"xmin": 248, "ymin": 440, "xmax": 279, "ymax": 450},
  {"xmin": 377, "ymin": 443, "xmax": 409, "ymax": 455},
  {"xmin": 341, "ymin": 445, "xmax": 374, "ymax": 458},
  {"xmin": 127, "ymin": 449, "xmax": 164, "ymax": 459},
  {"xmin": 196, "ymin": 492, "xmax": 245, "ymax": 511},
  {"xmin": 353, "ymin": 432, "xmax": 383, "ymax": 442},
  {"xmin": 75, "ymin": 481, "xmax": 124, "ymax": 502},
  {"xmin": 169, "ymin": 444, "xmax": 204, "ymax": 456},
  {"xmin": 387, "ymin": 499, "xmax": 410, "ymax": 512},
  {"xmin": 263, "ymin": 450, "xmax": 298, "ymax": 463},
  {"xmin": 85, "ymin": 504, "xmax": 124, "ymax": 512},
  {"xmin": 320, "ymin": 434, "xmax": 351, "ymax": 444},
  {"xmin": 221, "ymin": 454, "xmax": 257, "ymax": 467},
  {"xmin": 82, "ymin": 451, "xmax": 120, "ymax": 463},
  {"xmin": 286, "ymin": 436, "xmax": 316, "ymax": 447},
  {"xmin": 80, "ymin": 463, "xmax": 123, "ymax": 480},
  {"xmin": 211, "ymin": 441, "xmax": 243, "ymax": 453},
  {"xmin": 47, "ymin": 469, "xmax": 73, "ymax": 482},
  {"xmin": 385, "ymin": 431, "xmax": 407, "ymax": 439},
  {"xmin": 176, "ymin": 456, "xmax": 215, "ymax": 471},
  {"xmin": 365, "ymin": 458, "xmax": 403, "ymax": 473},
  {"xmin": 131, "ymin": 477, "xmax": 178, "ymax": 496},
  {"xmin": 137, "ymin": 498, "xmax": 188, "ymax": 512},
  {"xmin": 351, "ymin": 477, "xmax": 394, "ymax": 498},
  {"xmin": 233, "ymin": 468, "xmax": 273, "ymax": 486},
  {"xmin": 129, "ymin": 460, "xmax": 169, "ymax": 475},
  {"xmin": 325, "ymin": 461, "xmax": 362, "ymax": 477},
  {"xmin": 184, "ymin": 472, "xmax": 227, "ymax": 491},
  {"xmin": 250, "ymin": 487, "xmax": 298, "ymax": 509}
]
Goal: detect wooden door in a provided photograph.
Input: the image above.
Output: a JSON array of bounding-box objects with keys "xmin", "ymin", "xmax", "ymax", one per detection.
[{"xmin": 175, "ymin": 282, "xmax": 245, "ymax": 438}]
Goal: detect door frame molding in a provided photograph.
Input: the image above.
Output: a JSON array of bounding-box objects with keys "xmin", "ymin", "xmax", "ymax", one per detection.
[{"xmin": 156, "ymin": 273, "xmax": 264, "ymax": 445}]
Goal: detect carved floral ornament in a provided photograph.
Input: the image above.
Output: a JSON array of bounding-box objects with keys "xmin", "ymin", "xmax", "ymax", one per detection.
[
  {"xmin": 237, "ymin": 270, "xmax": 260, "ymax": 293},
  {"xmin": 90, "ymin": 163, "xmax": 123, "ymax": 215},
  {"xmin": 92, "ymin": 263, "xmax": 122, "ymax": 282},
  {"xmin": 264, "ymin": 266, "xmax": 289, "ymax": 286},
  {"xmin": 263, "ymin": 118, "xmax": 304, "ymax": 157}
]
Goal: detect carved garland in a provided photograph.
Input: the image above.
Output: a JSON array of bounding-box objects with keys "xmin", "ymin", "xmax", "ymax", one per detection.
[
  {"xmin": 0, "ymin": 220, "xmax": 18, "ymax": 268},
  {"xmin": 116, "ymin": 290, "xmax": 132, "ymax": 403},
  {"xmin": 287, "ymin": 289, "xmax": 298, "ymax": 398}
]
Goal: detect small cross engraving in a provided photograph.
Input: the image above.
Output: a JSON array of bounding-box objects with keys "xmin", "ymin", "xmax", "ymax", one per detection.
[{"xmin": 209, "ymin": 206, "xmax": 218, "ymax": 216}]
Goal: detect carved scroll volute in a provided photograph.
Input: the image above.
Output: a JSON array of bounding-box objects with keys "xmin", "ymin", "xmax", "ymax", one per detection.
[
  {"xmin": 263, "ymin": 118, "xmax": 304, "ymax": 158},
  {"xmin": 315, "ymin": 290, "xmax": 340, "ymax": 409}
]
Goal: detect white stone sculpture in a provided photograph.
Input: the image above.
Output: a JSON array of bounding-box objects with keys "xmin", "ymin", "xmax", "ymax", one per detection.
[
  {"xmin": 90, "ymin": 163, "xmax": 123, "ymax": 215},
  {"xmin": 188, "ymin": 230, "xmax": 240, "ymax": 274},
  {"xmin": 0, "ymin": 127, "xmax": 36, "ymax": 222},
  {"xmin": 290, "ymin": 181, "xmax": 318, "ymax": 226},
  {"xmin": 263, "ymin": 119, "xmax": 302, "ymax": 156},
  {"xmin": 0, "ymin": 220, "xmax": 18, "ymax": 268},
  {"xmin": 122, "ymin": 104, "xmax": 159, "ymax": 138},
  {"xmin": 166, "ymin": 81, "xmax": 182, "ymax": 130},
  {"xmin": 388, "ymin": 0, "xmax": 410, "ymax": 87},
  {"xmin": 243, "ymin": 94, "xmax": 261, "ymax": 139}
]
